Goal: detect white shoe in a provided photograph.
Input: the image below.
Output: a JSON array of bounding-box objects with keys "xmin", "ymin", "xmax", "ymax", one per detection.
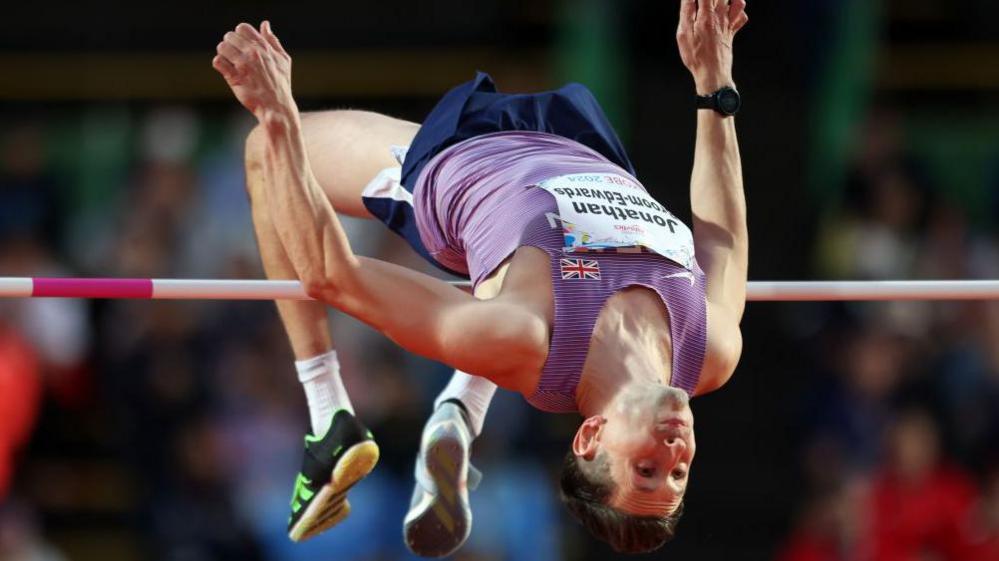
[{"xmin": 403, "ymin": 402, "xmax": 481, "ymax": 557}]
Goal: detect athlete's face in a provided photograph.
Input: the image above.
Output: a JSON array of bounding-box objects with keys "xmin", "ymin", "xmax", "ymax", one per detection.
[{"xmin": 573, "ymin": 385, "xmax": 695, "ymax": 516}]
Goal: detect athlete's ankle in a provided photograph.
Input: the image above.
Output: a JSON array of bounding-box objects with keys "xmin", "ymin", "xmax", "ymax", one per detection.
[
  {"xmin": 438, "ymin": 399, "xmax": 474, "ymax": 436},
  {"xmin": 295, "ymin": 349, "xmax": 355, "ymax": 434},
  {"xmin": 432, "ymin": 371, "xmax": 496, "ymax": 437}
]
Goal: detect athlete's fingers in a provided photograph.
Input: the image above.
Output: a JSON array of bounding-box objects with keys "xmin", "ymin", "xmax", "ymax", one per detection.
[
  {"xmin": 715, "ymin": 0, "xmax": 730, "ymax": 27},
  {"xmin": 223, "ymin": 30, "xmax": 251, "ymax": 53},
  {"xmin": 212, "ymin": 54, "xmax": 237, "ymax": 79},
  {"xmin": 679, "ymin": 0, "xmax": 696, "ymax": 29},
  {"xmin": 216, "ymin": 41, "xmax": 242, "ymax": 65},
  {"xmin": 235, "ymin": 22, "xmax": 266, "ymax": 47},
  {"xmin": 728, "ymin": 0, "xmax": 746, "ymax": 29},
  {"xmin": 695, "ymin": 0, "xmax": 714, "ymax": 29},
  {"xmin": 677, "ymin": 0, "xmax": 696, "ymax": 54},
  {"xmin": 260, "ymin": 21, "xmax": 288, "ymax": 57},
  {"xmin": 731, "ymin": 11, "xmax": 749, "ymax": 33},
  {"xmin": 728, "ymin": 0, "xmax": 746, "ymax": 19}
]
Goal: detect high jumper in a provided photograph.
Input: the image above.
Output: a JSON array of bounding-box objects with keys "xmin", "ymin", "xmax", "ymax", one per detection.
[{"xmin": 211, "ymin": 0, "xmax": 747, "ymax": 555}]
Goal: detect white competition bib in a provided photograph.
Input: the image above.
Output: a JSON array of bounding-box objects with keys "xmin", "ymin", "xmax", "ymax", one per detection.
[{"xmin": 537, "ymin": 173, "xmax": 695, "ymax": 270}]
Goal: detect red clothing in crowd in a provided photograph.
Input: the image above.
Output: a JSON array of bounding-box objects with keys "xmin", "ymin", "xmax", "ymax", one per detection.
[
  {"xmin": 0, "ymin": 326, "xmax": 41, "ymax": 497},
  {"xmin": 776, "ymin": 535, "xmax": 852, "ymax": 561},
  {"xmin": 868, "ymin": 466, "xmax": 979, "ymax": 561},
  {"xmin": 777, "ymin": 466, "xmax": 994, "ymax": 561}
]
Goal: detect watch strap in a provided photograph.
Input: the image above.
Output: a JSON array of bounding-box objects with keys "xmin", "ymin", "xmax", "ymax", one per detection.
[{"xmin": 696, "ymin": 87, "xmax": 740, "ymax": 116}]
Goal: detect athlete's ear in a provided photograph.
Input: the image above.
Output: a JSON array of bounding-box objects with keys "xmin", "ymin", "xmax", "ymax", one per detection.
[{"xmin": 572, "ymin": 415, "xmax": 606, "ymax": 460}]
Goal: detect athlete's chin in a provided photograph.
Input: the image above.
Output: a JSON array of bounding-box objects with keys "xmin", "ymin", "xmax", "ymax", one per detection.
[
  {"xmin": 654, "ymin": 388, "xmax": 694, "ymax": 427},
  {"xmin": 654, "ymin": 385, "xmax": 690, "ymax": 411}
]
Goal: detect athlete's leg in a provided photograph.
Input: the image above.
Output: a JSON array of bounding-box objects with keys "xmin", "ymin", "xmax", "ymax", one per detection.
[
  {"xmin": 245, "ymin": 109, "xmax": 418, "ymax": 427},
  {"xmin": 246, "ymin": 109, "xmax": 417, "ymax": 360},
  {"xmin": 298, "ymin": 110, "xmax": 419, "ymax": 218},
  {"xmin": 244, "ymin": 109, "xmax": 418, "ymax": 542}
]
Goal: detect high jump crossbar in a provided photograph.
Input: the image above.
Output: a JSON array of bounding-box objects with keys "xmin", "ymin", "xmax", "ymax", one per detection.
[{"xmin": 2, "ymin": 277, "xmax": 999, "ymax": 301}]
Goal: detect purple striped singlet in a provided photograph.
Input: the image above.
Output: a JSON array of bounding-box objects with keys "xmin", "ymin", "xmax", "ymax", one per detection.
[{"xmin": 412, "ymin": 131, "xmax": 708, "ymax": 413}]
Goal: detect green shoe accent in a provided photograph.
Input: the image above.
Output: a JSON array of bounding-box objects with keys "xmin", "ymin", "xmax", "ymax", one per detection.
[{"xmin": 290, "ymin": 473, "xmax": 315, "ymax": 512}]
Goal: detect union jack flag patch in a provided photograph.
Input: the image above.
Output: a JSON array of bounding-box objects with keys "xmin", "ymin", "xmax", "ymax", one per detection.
[{"xmin": 560, "ymin": 258, "xmax": 601, "ymax": 280}]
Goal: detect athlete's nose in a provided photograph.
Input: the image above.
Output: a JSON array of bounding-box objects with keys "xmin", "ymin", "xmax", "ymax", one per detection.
[{"xmin": 664, "ymin": 436, "xmax": 687, "ymax": 456}]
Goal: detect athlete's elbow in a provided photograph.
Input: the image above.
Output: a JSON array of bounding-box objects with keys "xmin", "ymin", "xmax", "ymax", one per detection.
[
  {"xmin": 301, "ymin": 270, "xmax": 336, "ymax": 303},
  {"xmin": 301, "ymin": 264, "xmax": 358, "ymax": 305},
  {"xmin": 495, "ymin": 313, "xmax": 549, "ymax": 373}
]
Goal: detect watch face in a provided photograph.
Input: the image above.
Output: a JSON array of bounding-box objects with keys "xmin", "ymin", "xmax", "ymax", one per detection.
[{"xmin": 718, "ymin": 89, "xmax": 741, "ymax": 114}]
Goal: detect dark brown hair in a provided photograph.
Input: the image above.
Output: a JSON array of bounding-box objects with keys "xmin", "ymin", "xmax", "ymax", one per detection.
[{"xmin": 559, "ymin": 450, "xmax": 683, "ymax": 554}]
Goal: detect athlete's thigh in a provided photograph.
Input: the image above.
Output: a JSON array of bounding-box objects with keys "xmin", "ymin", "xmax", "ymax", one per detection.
[{"xmin": 301, "ymin": 110, "xmax": 419, "ymax": 218}]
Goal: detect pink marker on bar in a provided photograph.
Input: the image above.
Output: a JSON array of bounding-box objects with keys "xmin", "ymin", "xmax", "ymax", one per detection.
[{"xmin": 32, "ymin": 278, "xmax": 154, "ymax": 299}]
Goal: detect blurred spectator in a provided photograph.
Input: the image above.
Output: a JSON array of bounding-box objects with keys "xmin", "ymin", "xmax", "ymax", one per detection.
[
  {"xmin": 0, "ymin": 237, "xmax": 92, "ymax": 409},
  {"xmin": 180, "ymin": 112, "xmax": 258, "ymax": 278},
  {"xmin": 775, "ymin": 478, "xmax": 870, "ymax": 561},
  {"xmin": 799, "ymin": 325, "xmax": 913, "ymax": 483},
  {"xmin": 0, "ymin": 122, "xmax": 63, "ymax": 248},
  {"xmin": 815, "ymin": 110, "xmax": 929, "ymax": 282},
  {"xmin": 779, "ymin": 411, "xmax": 984, "ymax": 561},
  {"xmin": 867, "ymin": 409, "xmax": 978, "ymax": 561},
  {"xmin": 151, "ymin": 414, "xmax": 264, "ymax": 561}
]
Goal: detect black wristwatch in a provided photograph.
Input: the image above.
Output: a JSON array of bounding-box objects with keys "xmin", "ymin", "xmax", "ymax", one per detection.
[{"xmin": 697, "ymin": 86, "xmax": 741, "ymax": 116}]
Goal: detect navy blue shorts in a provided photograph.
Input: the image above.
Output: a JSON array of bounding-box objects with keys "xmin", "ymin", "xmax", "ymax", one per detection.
[{"xmin": 361, "ymin": 71, "xmax": 636, "ymax": 277}]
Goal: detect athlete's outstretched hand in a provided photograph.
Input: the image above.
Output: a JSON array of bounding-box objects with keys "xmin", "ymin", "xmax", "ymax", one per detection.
[
  {"xmin": 676, "ymin": 0, "xmax": 748, "ymax": 94},
  {"xmin": 213, "ymin": 21, "xmax": 294, "ymax": 122}
]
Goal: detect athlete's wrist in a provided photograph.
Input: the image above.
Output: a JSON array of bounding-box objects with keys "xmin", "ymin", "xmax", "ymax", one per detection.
[
  {"xmin": 694, "ymin": 76, "xmax": 735, "ymax": 97},
  {"xmin": 255, "ymin": 89, "xmax": 299, "ymax": 125},
  {"xmin": 258, "ymin": 101, "xmax": 301, "ymax": 136}
]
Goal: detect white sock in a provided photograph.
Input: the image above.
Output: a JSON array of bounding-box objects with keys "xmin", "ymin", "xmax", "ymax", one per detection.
[
  {"xmin": 433, "ymin": 370, "xmax": 497, "ymax": 437},
  {"xmin": 295, "ymin": 350, "xmax": 354, "ymax": 435}
]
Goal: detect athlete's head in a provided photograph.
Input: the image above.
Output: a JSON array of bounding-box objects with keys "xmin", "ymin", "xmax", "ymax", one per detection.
[{"xmin": 560, "ymin": 384, "xmax": 694, "ymax": 553}]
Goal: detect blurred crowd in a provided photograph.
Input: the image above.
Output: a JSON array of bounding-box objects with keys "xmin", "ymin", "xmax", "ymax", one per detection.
[
  {"xmin": 776, "ymin": 109, "xmax": 999, "ymax": 561},
  {"xmin": 1, "ymin": 101, "xmax": 999, "ymax": 561}
]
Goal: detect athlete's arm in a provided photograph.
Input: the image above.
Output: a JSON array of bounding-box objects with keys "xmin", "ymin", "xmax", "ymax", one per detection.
[
  {"xmin": 213, "ymin": 22, "xmax": 547, "ymax": 386},
  {"xmin": 677, "ymin": 0, "xmax": 749, "ymax": 389},
  {"xmin": 677, "ymin": 0, "xmax": 749, "ymax": 321}
]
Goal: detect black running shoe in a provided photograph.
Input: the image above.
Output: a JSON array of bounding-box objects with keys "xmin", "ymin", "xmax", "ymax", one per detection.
[{"xmin": 287, "ymin": 409, "xmax": 380, "ymax": 542}]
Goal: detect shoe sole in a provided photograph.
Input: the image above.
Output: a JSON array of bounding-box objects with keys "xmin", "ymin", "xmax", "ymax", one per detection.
[
  {"xmin": 403, "ymin": 425, "xmax": 471, "ymax": 557},
  {"xmin": 288, "ymin": 440, "xmax": 380, "ymax": 542}
]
